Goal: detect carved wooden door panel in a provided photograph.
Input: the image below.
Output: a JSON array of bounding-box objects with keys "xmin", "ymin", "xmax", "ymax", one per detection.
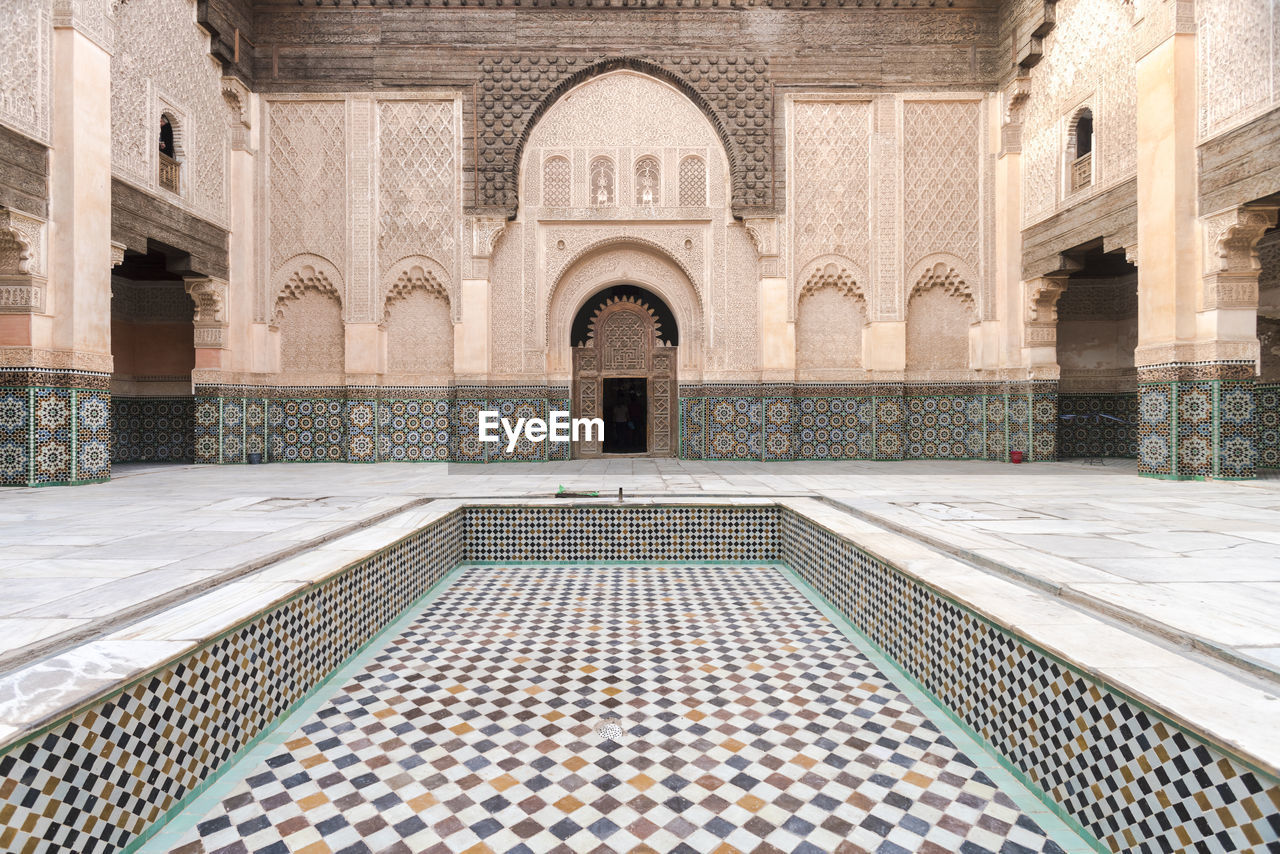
[
  {"xmin": 573, "ymin": 348, "xmax": 602, "ymax": 457},
  {"xmin": 650, "ymin": 348, "xmax": 677, "ymax": 456},
  {"xmin": 571, "ymin": 294, "xmax": 677, "ymax": 458}
]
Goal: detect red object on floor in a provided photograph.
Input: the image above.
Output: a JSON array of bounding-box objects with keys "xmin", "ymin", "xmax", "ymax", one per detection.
[{"xmin": 1011, "ymin": 451, "xmax": 1023, "ymax": 463}]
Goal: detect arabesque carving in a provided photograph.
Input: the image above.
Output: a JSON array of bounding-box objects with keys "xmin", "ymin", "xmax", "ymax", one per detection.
[
  {"xmin": 0, "ymin": 209, "xmax": 47, "ymax": 315},
  {"xmin": 111, "ymin": 0, "xmax": 225, "ymax": 221},
  {"xmin": 0, "ymin": 0, "xmax": 51, "ymax": 143},
  {"xmin": 477, "ymin": 56, "xmax": 771, "ymax": 217},
  {"xmin": 273, "ymin": 258, "xmax": 343, "ymax": 325}
]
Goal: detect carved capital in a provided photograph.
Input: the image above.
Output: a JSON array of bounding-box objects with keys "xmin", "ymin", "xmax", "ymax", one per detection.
[
  {"xmin": 743, "ymin": 217, "xmax": 780, "ymax": 259},
  {"xmin": 185, "ymin": 276, "xmax": 229, "ymax": 348},
  {"xmin": 222, "ymin": 76, "xmax": 253, "ymax": 152},
  {"xmin": 110, "ymin": 241, "xmax": 126, "ymax": 269},
  {"xmin": 1025, "ymin": 274, "xmax": 1069, "ymax": 328},
  {"xmin": 470, "ymin": 217, "xmax": 507, "ymax": 261},
  {"xmin": 1203, "ymin": 205, "xmax": 1279, "ymax": 275},
  {"xmin": 1000, "ymin": 77, "xmax": 1032, "ymax": 155}
]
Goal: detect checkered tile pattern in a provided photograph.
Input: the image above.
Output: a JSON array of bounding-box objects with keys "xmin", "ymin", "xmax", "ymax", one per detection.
[
  {"xmin": 464, "ymin": 506, "xmax": 781, "ymax": 562},
  {"xmin": 0, "ymin": 512, "xmax": 465, "ymax": 854},
  {"xmin": 781, "ymin": 511, "xmax": 1280, "ymax": 853},
  {"xmin": 164, "ymin": 564, "xmax": 1072, "ymax": 854}
]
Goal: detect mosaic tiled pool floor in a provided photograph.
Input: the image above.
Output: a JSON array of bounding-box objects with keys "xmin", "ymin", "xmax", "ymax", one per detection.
[{"xmin": 146, "ymin": 565, "xmax": 1095, "ymax": 854}]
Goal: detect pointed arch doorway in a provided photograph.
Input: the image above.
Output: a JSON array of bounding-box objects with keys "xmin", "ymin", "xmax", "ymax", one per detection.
[{"xmin": 571, "ymin": 286, "xmax": 678, "ymax": 458}]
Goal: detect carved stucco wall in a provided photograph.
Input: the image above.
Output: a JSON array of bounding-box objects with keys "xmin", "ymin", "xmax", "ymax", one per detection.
[
  {"xmin": 502, "ymin": 71, "xmax": 739, "ymax": 383},
  {"xmin": 476, "ymin": 56, "xmax": 771, "ymax": 217},
  {"xmin": 111, "ymin": 0, "xmax": 227, "ymax": 226},
  {"xmin": 796, "ymin": 281, "xmax": 866, "ymax": 379},
  {"xmin": 0, "ymin": 0, "xmax": 51, "ymax": 144},
  {"xmin": 788, "ymin": 94, "xmax": 989, "ymax": 332},
  {"xmin": 1198, "ymin": 0, "xmax": 1280, "ymax": 143},
  {"xmin": 906, "ymin": 288, "xmax": 974, "ymax": 376},
  {"xmin": 790, "ymin": 100, "xmax": 870, "ymax": 322},
  {"xmin": 1259, "ymin": 232, "xmax": 1280, "ymax": 382},
  {"xmin": 1021, "ymin": 0, "xmax": 1137, "ymax": 229},
  {"xmin": 262, "ymin": 95, "xmax": 461, "ymax": 330}
]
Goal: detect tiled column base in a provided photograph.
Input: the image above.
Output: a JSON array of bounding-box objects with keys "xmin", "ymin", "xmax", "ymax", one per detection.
[
  {"xmin": 1138, "ymin": 361, "xmax": 1257, "ymax": 479},
  {"xmin": 0, "ymin": 369, "xmax": 111, "ymax": 486},
  {"xmin": 1259, "ymin": 383, "xmax": 1280, "ymax": 469}
]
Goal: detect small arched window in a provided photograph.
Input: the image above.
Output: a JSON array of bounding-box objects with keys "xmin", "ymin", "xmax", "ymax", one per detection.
[
  {"xmin": 678, "ymin": 155, "xmax": 706, "ymax": 206},
  {"xmin": 634, "ymin": 156, "xmax": 660, "ymax": 206},
  {"xmin": 589, "ymin": 156, "xmax": 615, "ymax": 207},
  {"xmin": 543, "ymin": 156, "xmax": 570, "ymax": 207},
  {"xmin": 1068, "ymin": 107, "xmax": 1093, "ymax": 193},
  {"xmin": 158, "ymin": 112, "xmax": 181, "ymax": 194}
]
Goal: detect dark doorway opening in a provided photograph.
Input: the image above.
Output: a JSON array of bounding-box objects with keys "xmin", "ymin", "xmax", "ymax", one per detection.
[{"xmin": 603, "ymin": 377, "xmax": 647, "ymax": 454}]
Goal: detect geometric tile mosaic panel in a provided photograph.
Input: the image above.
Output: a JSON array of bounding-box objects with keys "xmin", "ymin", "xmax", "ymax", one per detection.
[
  {"xmin": 678, "ymin": 386, "xmax": 1052, "ymax": 464},
  {"xmin": 0, "ymin": 372, "xmax": 113, "ymax": 486},
  {"xmin": 161, "ymin": 564, "xmax": 1078, "ymax": 854},
  {"xmin": 75, "ymin": 390, "xmax": 113, "ymax": 480},
  {"xmin": 0, "ymin": 510, "xmax": 465, "ymax": 854},
  {"xmin": 0, "ymin": 387, "xmax": 30, "ymax": 487},
  {"xmin": 1031, "ymin": 391, "xmax": 1058, "ymax": 462},
  {"xmin": 1260, "ymin": 384, "xmax": 1280, "ymax": 469},
  {"xmin": 1138, "ymin": 383, "xmax": 1174, "ymax": 477},
  {"xmin": 906, "ymin": 393, "xmax": 985, "ymax": 459},
  {"xmin": 984, "ymin": 394, "xmax": 1007, "ymax": 461},
  {"xmin": 1218, "ymin": 379, "xmax": 1258, "ymax": 479},
  {"xmin": 345, "ymin": 398, "xmax": 378, "ymax": 462},
  {"xmin": 780, "ymin": 510, "xmax": 1280, "ymax": 853},
  {"xmin": 382, "ymin": 398, "xmax": 451, "ymax": 462},
  {"xmin": 704, "ymin": 397, "xmax": 763, "ymax": 461},
  {"xmin": 795, "ymin": 396, "xmax": 875, "ymax": 460},
  {"xmin": 32, "ymin": 387, "xmax": 73, "ymax": 483},
  {"xmin": 1056, "ymin": 393, "xmax": 1137, "ymax": 459},
  {"xmin": 112, "ymin": 397, "xmax": 194, "ymax": 463}
]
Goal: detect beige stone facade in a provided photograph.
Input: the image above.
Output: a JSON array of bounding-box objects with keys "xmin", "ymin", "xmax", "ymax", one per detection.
[{"xmin": 1, "ymin": 0, "xmax": 1277, "ymax": 481}]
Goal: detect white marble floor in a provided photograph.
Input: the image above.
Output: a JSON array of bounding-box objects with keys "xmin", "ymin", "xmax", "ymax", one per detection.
[{"xmin": 2, "ymin": 458, "xmax": 1278, "ymax": 683}]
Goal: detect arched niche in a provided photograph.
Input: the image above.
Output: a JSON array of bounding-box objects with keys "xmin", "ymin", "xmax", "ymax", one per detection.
[
  {"xmin": 546, "ymin": 243, "xmax": 703, "ymax": 382},
  {"xmin": 517, "ymin": 70, "xmax": 731, "ymax": 214}
]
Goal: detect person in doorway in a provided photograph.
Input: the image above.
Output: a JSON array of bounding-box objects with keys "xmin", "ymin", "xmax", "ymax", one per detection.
[{"xmin": 159, "ymin": 115, "xmax": 174, "ymax": 158}]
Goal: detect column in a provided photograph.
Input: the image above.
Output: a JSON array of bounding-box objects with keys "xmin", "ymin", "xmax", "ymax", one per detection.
[
  {"xmin": 1134, "ymin": 18, "xmax": 1259, "ymax": 479},
  {"xmin": 0, "ymin": 6, "xmax": 114, "ymax": 486}
]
